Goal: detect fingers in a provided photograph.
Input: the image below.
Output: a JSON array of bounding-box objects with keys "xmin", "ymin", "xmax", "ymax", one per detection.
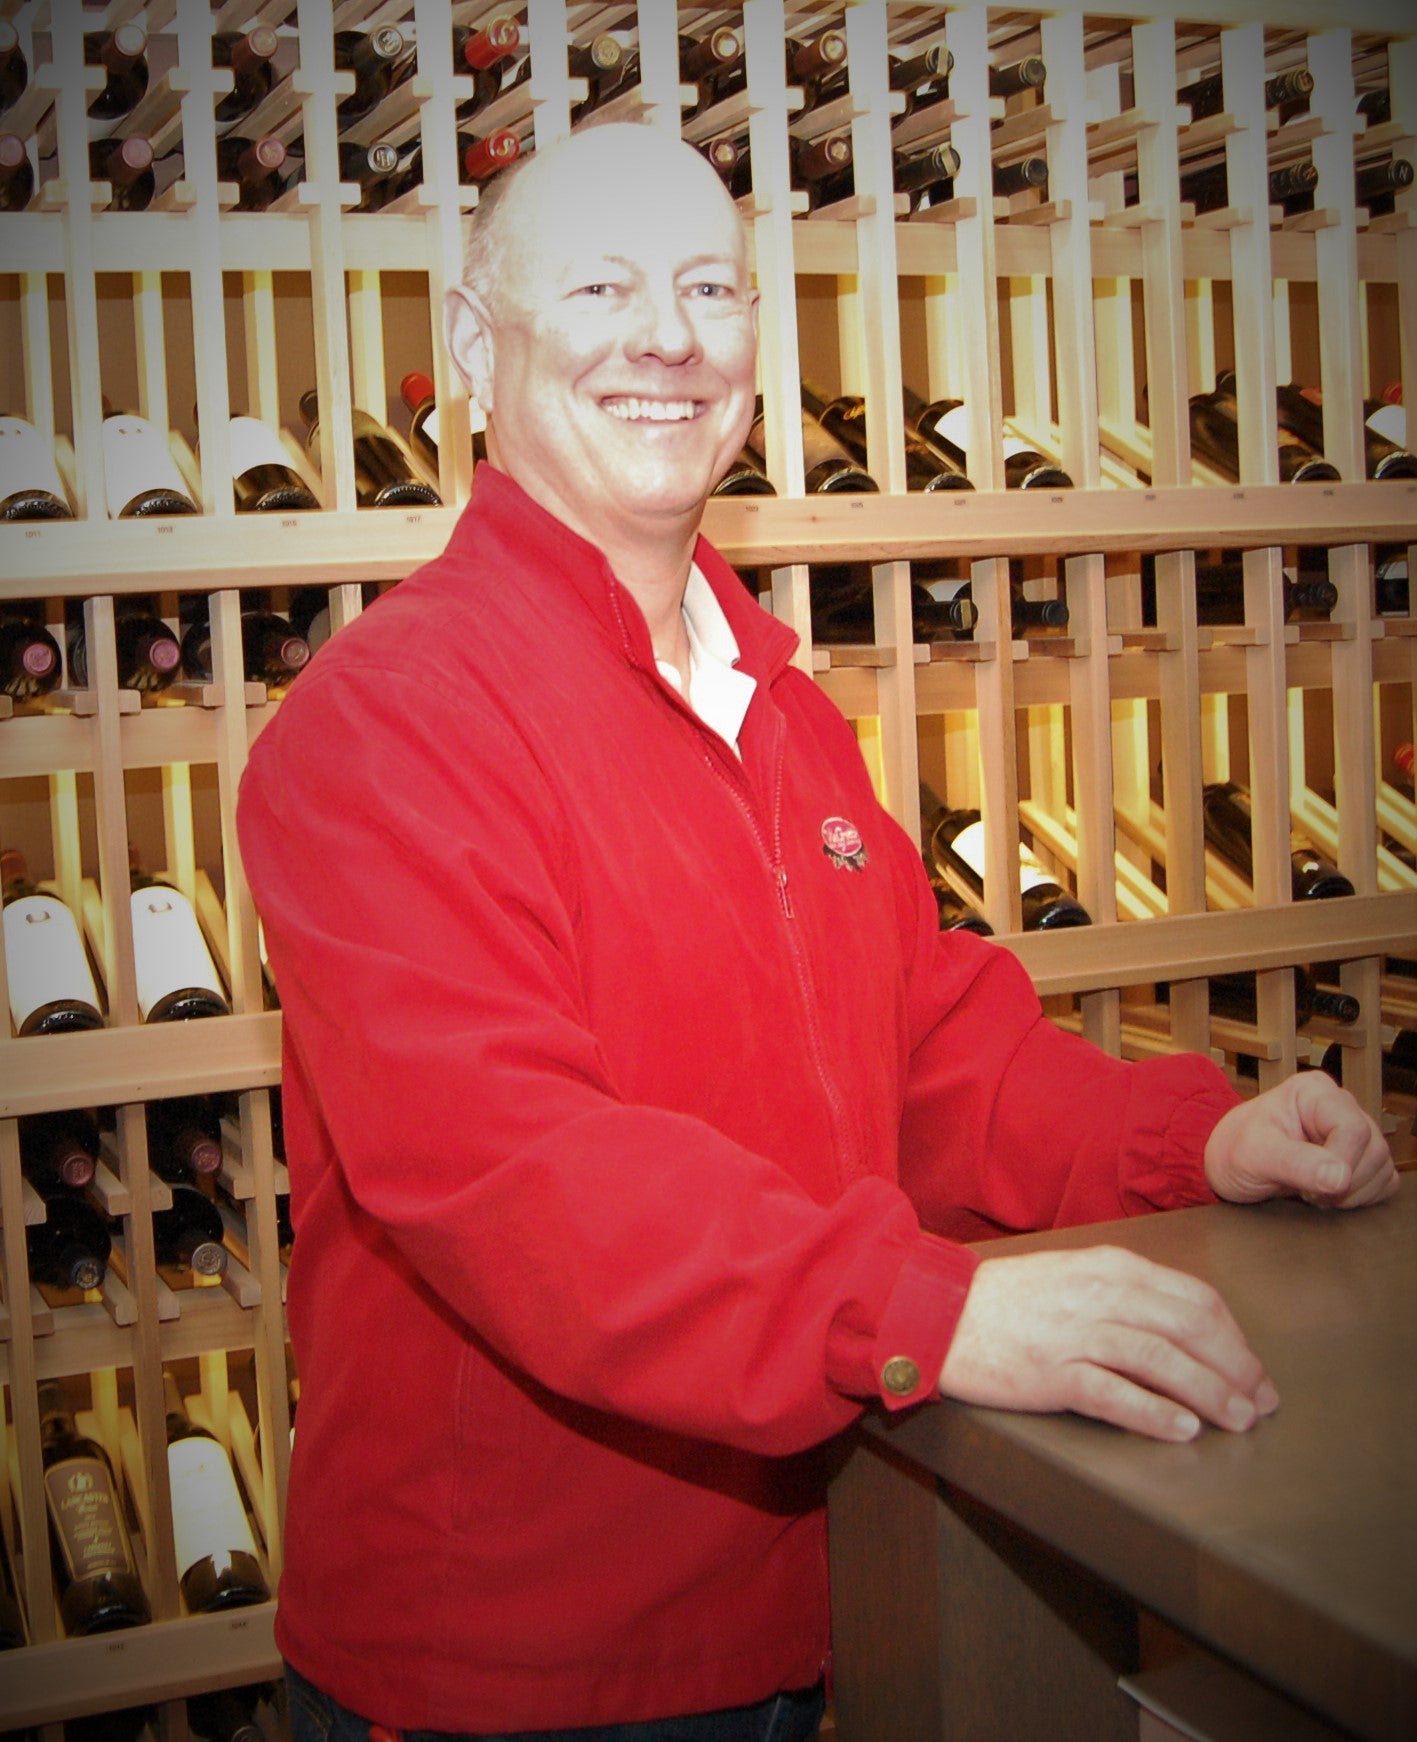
[{"xmin": 1288, "ymin": 1075, "xmax": 1396, "ymax": 1207}]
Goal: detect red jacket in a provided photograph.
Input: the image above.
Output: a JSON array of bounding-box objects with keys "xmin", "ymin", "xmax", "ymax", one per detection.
[{"xmin": 237, "ymin": 466, "xmax": 1235, "ymax": 1731}]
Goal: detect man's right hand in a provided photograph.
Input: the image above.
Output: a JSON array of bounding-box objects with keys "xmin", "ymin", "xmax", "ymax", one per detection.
[{"xmin": 937, "ymin": 1246, "xmax": 1279, "ymax": 1442}]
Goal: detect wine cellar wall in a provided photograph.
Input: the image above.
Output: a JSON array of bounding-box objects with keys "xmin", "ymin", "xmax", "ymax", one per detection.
[{"xmin": 1, "ymin": 1, "xmax": 1414, "ymax": 1736}]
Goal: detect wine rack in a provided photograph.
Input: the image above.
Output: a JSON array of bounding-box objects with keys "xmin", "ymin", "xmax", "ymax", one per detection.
[{"xmin": 1, "ymin": 1, "xmax": 1414, "ymax": 1734}]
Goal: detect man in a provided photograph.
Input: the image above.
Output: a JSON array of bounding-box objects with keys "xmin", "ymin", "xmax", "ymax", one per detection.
[{"xmin": 238, "ymin": 123, "xmax": 1397, "ymax": 1741}]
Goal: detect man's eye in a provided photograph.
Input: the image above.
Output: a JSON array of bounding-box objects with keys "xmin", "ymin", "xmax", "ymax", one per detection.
[
  {"xmin": 691, "ymin": 283, "xmax": 730, "ymax": 298},
  {"xmin": 576, "ymin": 283, "xmax": 612, "ymax": 297}
]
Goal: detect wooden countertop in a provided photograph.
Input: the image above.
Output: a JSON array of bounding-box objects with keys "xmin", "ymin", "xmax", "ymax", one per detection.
[{"xmin": 859, "ymin": 1190, "xmax": 1417, "ymax": 1741}]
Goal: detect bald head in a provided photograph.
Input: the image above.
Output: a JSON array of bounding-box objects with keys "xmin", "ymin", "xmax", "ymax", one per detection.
[{"xmin": 461, "ymin": 121, "xmax": 747, "ymax": 316}]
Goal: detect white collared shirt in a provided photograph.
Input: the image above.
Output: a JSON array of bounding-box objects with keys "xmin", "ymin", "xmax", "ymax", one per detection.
[{"xmin": 654, "ymin": 564, "xmax": 757, "ymax": 758}]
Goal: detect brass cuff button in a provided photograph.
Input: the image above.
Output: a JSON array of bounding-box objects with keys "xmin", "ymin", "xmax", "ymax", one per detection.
[{"xmin": 881, "ymin": 1355, "xmax": 921, "ymax": 1396}]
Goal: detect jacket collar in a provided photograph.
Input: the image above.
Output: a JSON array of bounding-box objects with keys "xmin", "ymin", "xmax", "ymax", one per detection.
[{"xmin": 450, "ymin": 464, "xmax": 801, "ymax": 689}]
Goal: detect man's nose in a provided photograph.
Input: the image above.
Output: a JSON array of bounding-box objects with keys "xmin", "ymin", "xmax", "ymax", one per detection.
[{"xmin": 627, "ymin": 286, "xmax": 699, "ymax": 364}]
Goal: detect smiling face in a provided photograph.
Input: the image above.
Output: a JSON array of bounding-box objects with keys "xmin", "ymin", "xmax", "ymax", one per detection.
[{"xmin": 446, "ymin": 125, "xmax": 760, "ymax": 555}]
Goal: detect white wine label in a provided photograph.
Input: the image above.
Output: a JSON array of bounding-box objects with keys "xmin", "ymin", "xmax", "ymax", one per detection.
[
  {"xmin": 0, "ymin": 416, "xmax": 69, "ymax": 502},
  {"xmin": 930, "ymin": 404, "xmax": 971, "ymax": 455},
  {"xmin": 101, "ymin": 415, "xmax": 190, "ymax": 517},
  {"xmin": 420, "ymin": 399, "xmax": 488, "ymax": 447},
  {"xmin": 3, "ymin": 895, "xmax": 102, "ymax": 1033},
  {"xmin": 227, "ymin": 415, "xmax": 296, "ymax": 477},
  {"xmin": 130, "ymin": 885, "xmax": 226, "ymax": 1021},
  {"xmin": 946, "ymin": 822, "xmax": 1055, "ymax": 893},
  {"xmin": 1367, "ymin": 402, "xmax": 1406, "ymax": 448},
  {"xmin": 44, "ymin": 1456, "xmax": 133, "ymax": 1580},
  {"xmin": 923, "ymin": 577, "xmax": 968, "ymax": 604},
  {"xmin": 168, "ymin": 1435, "xmax": 260, "ymax": 1580}
]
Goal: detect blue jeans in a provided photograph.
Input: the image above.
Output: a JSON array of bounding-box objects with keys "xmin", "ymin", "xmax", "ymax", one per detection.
[{"xmin": 284, "ymin": 1662, "xmax": 825, "ymax": 1742}]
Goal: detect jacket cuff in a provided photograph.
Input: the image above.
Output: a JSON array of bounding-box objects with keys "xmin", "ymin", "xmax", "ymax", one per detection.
[
  {"xmin": 869, "ymin": 1234, "xmax": 982, "ymax": 1413},
  {"xmin": 1118, "ymin": 1053, "xmax": 1239, "ymax": 1215}
]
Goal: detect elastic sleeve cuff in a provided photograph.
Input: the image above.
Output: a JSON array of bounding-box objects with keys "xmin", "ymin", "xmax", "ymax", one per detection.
[
  {"xmin": 868, "ymin": 1234, "xmax": 982, "ymax": 1413},
  {"xmin": 1118, "ymin": 1053, "xmax": 1239, "ymax": 1215}
]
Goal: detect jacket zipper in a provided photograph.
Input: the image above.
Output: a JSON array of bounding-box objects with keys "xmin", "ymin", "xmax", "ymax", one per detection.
[{"xmin": 695, "ymin": 724, "xmax": 862, "ymax": 1189}]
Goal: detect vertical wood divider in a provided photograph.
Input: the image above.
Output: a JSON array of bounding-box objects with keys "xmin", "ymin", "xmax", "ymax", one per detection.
[
  {"xmin": 1134, "ymin": 19, "xmax": 1210, "ymax": 1056},
  {"xmin": 949, "ymin": 3, "xmax": 1019, "ymax": 934},
  {"xmin": 49, "ymin": 5, "xmax": 102, "ymax": 521},
  {"xmin": 0, "ymin": 1117, "xmax": 52, "ymax": 1643}
]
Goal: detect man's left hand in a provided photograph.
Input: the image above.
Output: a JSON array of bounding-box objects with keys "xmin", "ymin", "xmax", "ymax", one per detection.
[{"xmin": 1204, "ymin": 1071, "xmax": 1399, "ymax": 1210}]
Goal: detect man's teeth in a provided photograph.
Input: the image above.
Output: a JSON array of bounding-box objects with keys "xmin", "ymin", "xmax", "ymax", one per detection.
[{"xmin": 605, "ymin": 397, "xmax": 699, "ymax": 422}]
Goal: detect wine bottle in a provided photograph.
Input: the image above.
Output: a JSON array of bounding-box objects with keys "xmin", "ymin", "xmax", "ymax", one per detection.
[
  {"xmin": 711, "ymin": 452, "xmax": 777, "ymax": 497},
  {"xmin": 0, "ymin": 414, "xmax": 73, "ymax": 519},
  {"xmin": 299, "ymin": 390, "xmax": 442, "ymax": 507},
  {"xmin": 0, "ymin": 1526, "xmax": 25, "ymax": 1650},
  {"xmin": 925, "ymin": 867, "xmax": 994, "ymax": 935},
  {"xmin": 40, "ymin": 1382, "xmax": 150, "ymax": 1635},
  {"xmin": 1179, "ymin": 156, "xmax": 1318, "ymax": 214},
  {"xmin": 814, "ymin": 140, "xmax": 964, "ymax": 215},
  {"xmin": 679, "ymin": 27, "xmax": 744, "ymax": 116},
  {"xmin": 1139, "ymin": 551, "xmax": 1338, "ymax": 624},
  {"xmin": 2, "ymin": 849, "xmax": 105, "ymax": 1035},
  {"xmin": 402, "ymin": 370, "xmax": 492, "ymax": 472},
  {"xmin": 27, "ymin": 1191, "xmax": 111, "ymax": 1292},
  {"xmin": 66, "ymin": 1707, "xmax": 157, "ymax": 1742},
  {"xmin": 100, "ymin": 412, "xmax": 200, "ymax": 518},
  {"xmin": 333, "ymin": 26, "xmax": 411, "ymax": 125},
  {"xmin": 162, "ymin": 1372, "xmax": 269, "ymax": 1611},
  {"xmin": 188, "ymin": 1684, "xmax": 272, "ymax": 1742},
  {"xmin": 913, "ymin": 561, "xmax": 1070, "ymax": 632},
  {"xmin": 1271, "ymin": 381, "xmax": 1417, "ymax": 481},
  {"xmin": 726, "ymin": 133, "xmax": 854, "ymax": 208},
  {"xmin": 990, "ymin": 56, "xmax": 1047, "ymax": 98},
  {"xmin": 740, "ymin": 399, "xmax": 878, "ymax": 494},
  {"xmin": 927, "ymin": 807, "xmax": 1092, "ymax": 929},
  {"xmin": 223, "ymin": 414, "xmax": 318, "ymax": 511},
  {"xmin": 909, "ymin": 397, "xmax": 1073, "ymax": 489},
  {"xmin": 809, "ymin": 562, "xmax": 977, "ymax": 644},
  {"xmin": 216, "ymin": 133, "xmax": 288, "ymax": 211},
  {"xmin": 452, "ymin": 15, "xmax": 522, "ymax": 120},
  {"xmin": 1354, "ymin": 156, "xmax": 1414, "ymax": 211},
  {"xmin": 212, "ymin": 27, "xmax": 281, "ymax": 130},
  {"xmin": 0, "ymin": 129, "xmax": 34, "ymax": 211},
  {"xmin": 336, "ymin": 138, "xmax": 401, "ymax": 204},
  {"xmin": 1201, "ymin": 781, "xmax": 1356, "ymax": 899},
  {"xmin": 179, "ymin": 596, "xmax": 310, "ymax": 687},
  {"xmin": 993, "ymin": 155, "xmax": 1049, "ymax": 198},
  {"xmin": 1176, "ymin": 66, "xmax": 1313, "ymax": 122},
  {"xmin": 1, "ymin": 603, "xmax": 62, "ymax": 699},
  {"xmin": 85, "ymin": 26, "xmax": 148, "ymax": 130},
  {"xmin": 889, "ymin": 43, "xmax": 954, "ymax": 100},
  {"xmin": 786, "ymin": 28, "xmax": 848, "ymax": 97},
  {"xmin": 568, "ymin": 35, "xmax": 629, "ymax": 124},
  {"xmin": 1187, "ymin": 378, "xmax": 1340, "ymax": 483},
  {"xmin": 804, "ymin": 387, "xmax": 973, "ymax": 491},
  {"xmin": 699, "ymin": 136, "xmax": 741, "ymax": 184},
  {"xmin": 154, "ymin": 1186, "xmax": 229, "ymax": 1279},
  {"xmin": 147, "ymin": 1096, "xmax": 223, "ymax": 1182},
  {"xmin": 67, "ymin": 597, "xmax": 182, "ymax": 691},
  {"xmin": 1161, "ymin": 965, "xmax": 1359, "ymax": 1028},
  {"xmin": 20, "ymin": 1108, "xmax": 101, "ymax": 1191},
  {"xmin": 89, "ymin": 135, "xmax": 155, "ymax": 212},
  {"xmin": 128, "ymin": 863, "xmax": 231, "ymax": 1022},
  {"xmin": 1374, "ymin": 549, "xmax": 1409, "ymax": 616},
  {"xmin": 0, "ymin": 19, "xmax": 28, "ymax": 116},
  {"xmin": 458, "ymin": 127, "xmax": 521, "ymax": 184},
  {"xmin": 1357, "ymin": 88, "xmax": 1391, "ymax": 126}
]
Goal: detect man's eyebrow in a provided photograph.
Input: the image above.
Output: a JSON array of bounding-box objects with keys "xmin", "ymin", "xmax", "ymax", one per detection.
[{"xmin": 572, "ymin": 253, "xmax": 742, "ymax": 273}]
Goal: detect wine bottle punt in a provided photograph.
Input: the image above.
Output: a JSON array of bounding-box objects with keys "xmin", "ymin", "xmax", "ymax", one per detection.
[
  {"xmin": 2, "ymin": 849, "xmax": 105, "ymax": 1035},
  {"xmin": 163, "ymin": 1372, "xmax": 269, "ymax": 1612},
  {"xmin": 128, "ymin": 864, "xmax": 231, "ymax": 1022},
  {"xmin": 20, "ymin": 1108, "xmax": 101, "ymax": 1192},
  {"xmin": 39, "ymin": 1382, "xmax": 150, "ymax": 1635},
  {"xmin": 147, "ymin": 1096, "xmax": 223, "ymax": 1182},
  {"xmin": 928, "ymin": 808, "xmax": 1092, "ymax": 929},
  {"xmin": 1, "ymin": 604, "xmax": 62, "ymax": 699},
  {"xmin": 0, "ymin": 128, "xmax": 34, "ymax": 211}
]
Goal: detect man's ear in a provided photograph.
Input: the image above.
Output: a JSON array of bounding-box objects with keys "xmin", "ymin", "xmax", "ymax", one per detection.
[{"xmin": 444, "ymin": 284, "xmax": 495, "ymax": 413}]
